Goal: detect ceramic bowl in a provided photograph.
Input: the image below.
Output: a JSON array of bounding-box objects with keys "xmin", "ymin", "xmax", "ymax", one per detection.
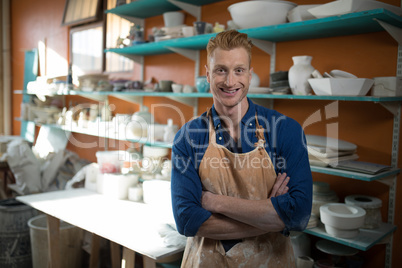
[
  {"xmin": 320, "ymin": 203, "xmax": 366, "ymax": 238},
  {"xmin": 308, "ymin": 78, "xmax": 374, "ymax": 96},
  {"xmin": 171, "ymin": 83, "xmax": 183, "ymax": 93},
  {"xmin": 228, "ymin": 1, "xmax": 297, "ymax": 29}
]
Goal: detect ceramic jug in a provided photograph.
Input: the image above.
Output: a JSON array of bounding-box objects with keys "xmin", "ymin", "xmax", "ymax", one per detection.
[{"xmin": 288, "ymin": 55, "xmax": 315, "ymax": 95}]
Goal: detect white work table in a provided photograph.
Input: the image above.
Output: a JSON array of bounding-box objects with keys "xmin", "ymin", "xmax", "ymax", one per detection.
[{"xmin": 17, "ymin": 188, "xmax": 184, "ymax": 268}]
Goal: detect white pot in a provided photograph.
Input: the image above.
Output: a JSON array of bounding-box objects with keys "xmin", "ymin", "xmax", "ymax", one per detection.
[
  {"xmin": 288, "ymin": 56, "xmax": 315, "ymax": 95},
  {"xmin": 250, "ymin": 71, "xmax": 260, "ymax": 87}
]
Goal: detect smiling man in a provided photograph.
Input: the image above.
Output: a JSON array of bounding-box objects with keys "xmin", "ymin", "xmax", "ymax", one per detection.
[{"xmin": 171, "ymin": 30, "xmax": 312, "ymax": 267}]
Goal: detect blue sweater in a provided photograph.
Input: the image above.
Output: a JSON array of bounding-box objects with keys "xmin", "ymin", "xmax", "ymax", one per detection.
[{"xmin": 171, "ymin": 98, "xmax": 312, "ymax": 237}]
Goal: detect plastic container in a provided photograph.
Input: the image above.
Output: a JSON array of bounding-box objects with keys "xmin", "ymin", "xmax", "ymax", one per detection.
[
  {"xmin": 96, "ymin": 150, "xmax": 130, "ymax": 174},
  {"xmin": 97, "ymin": 173, "xmax": 139, "ymax": 200},
  {"xmin": 28, "ymin": 214, "xmax": 83, "ymax": 268}
]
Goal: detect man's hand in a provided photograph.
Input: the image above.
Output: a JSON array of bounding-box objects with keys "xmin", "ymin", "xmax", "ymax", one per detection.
[{"xmin": 269, "ymin": 173, "xmax": 290, "ymax": 198}]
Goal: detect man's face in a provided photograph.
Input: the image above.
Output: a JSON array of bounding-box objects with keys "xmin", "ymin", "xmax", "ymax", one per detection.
[{"xmin": 206, "ymin": 47, "xmax": 252, "ymax": 112}]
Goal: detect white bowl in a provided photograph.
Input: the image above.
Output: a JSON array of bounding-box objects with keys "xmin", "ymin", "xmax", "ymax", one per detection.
[
  {"xmin": 308, "ymin": 78, "xmax": 374, "ymax": 96},
  {"xmin": 308, "ymin": 0, "xmax": 402, "ymax": 19},
  {"xmin": 287, "ymin": 5, "xmax": 319, "ymax": 22},
  {"xmin": 228, "ymin": 1, "xmax": 297, "ymax": 29},
  {"xmin": 320, "ymin": 203, "xmax": 366, "ymax": 238},
  {"xmin": 163, "ymin": 11, "xmax": 185, "ymax": 27}
]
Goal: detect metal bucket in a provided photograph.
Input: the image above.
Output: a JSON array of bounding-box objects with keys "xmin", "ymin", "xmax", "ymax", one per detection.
[{"xmin": 0, "ymin": 198, "xmax": 38, "ymax": 268}]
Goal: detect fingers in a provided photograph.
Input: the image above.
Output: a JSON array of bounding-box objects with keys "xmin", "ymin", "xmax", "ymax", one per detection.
[
  {"xmin": 277, "ymin": 176, "xmax": 290, "ymax": 196},
  {"xmin": 269, "ymin": 173, "xmax": 290, "ymax": 198}
]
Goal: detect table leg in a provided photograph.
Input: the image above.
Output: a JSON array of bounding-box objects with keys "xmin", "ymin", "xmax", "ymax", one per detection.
[
  {"xmin": 46, "ymin": 214, "xmax": 61, "ymax": 268},
  {"xmin": 122, "ymin": 247, "xmax": 135, "ymax": 268},
  {"xmin": 110, "ymin": 241, "xmax": 121, "ymax": 268},
  {"xmin": 143, "ymin": 255, "xmax": 156, "ymax": 268},
  {"xmin": 89, "ymin": 233, "xmax": 101, "ymax": 268}
]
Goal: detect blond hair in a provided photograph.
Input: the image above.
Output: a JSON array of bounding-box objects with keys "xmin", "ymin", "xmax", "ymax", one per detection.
[{"xmin": 206, "ymin": 30, "xmax": 253, "ymax": 65}]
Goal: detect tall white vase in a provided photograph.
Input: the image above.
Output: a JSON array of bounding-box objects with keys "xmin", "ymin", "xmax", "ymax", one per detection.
[{"xmin": 288, "ymin": 56, "xmax": 315, "ymax": 95}]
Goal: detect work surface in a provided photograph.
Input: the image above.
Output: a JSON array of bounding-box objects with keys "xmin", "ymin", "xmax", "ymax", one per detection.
[{"xmin": 17, "ymin": 188, "xmax": 184, "ymax": 261}]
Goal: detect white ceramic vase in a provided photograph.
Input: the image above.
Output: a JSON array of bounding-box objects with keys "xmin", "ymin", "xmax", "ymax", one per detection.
[
  {"xmin": 250, "ymin": 71, "xmax": 260, "ymax": 87},
  {"xmin": 288, "ymin": 55, "xmax": 315, "ymax": 95}
]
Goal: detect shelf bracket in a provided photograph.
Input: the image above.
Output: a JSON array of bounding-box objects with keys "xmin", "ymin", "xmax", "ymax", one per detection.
[
  {"xmin": 72, "ymin": 93, "xmax": 108, "ymax": 102},
  {"xmin": 375, "ymin": 19, "xmax": 402, "ymax": 45},
  {"xmin": 249, "ymin": 39, "xmax": 275, "ymax": 55},
  {"xmin": 378, "ymin": 175, "xmax": 398, "ymax": 187},
  {"xmin": 380, "ymin": 101, "xmax": 401, "ymax": 115},
  {"xmin": 110, "ymin": 94, "xmax": 144, "ymax": 108},
  {"xmin": 165, "ymin": 96, "xmax": 198, "ymax": 117},
  {"xmin": 250, "ymin": 38, "xmax": 276, "ymax": 75},
  {"xmin": 117, "ymin": 15, "xmax": 144, "ymax": 27},
  {"xmin": 120, "ymin": 54, "xmax": 144, "ymax": 65},
  {"xmin": 168, "ymin": 0, "xmax": 201, "ymax": 21},
  {"xmin": 166, "ymin": 47, "xmax": 198, "ymax": 61},
  {"xmin": 166, "ymin": 47, "xmax": 200, "ymax": 81},
  {"xmin": 251, "ymin": 98, "xmax": 274, "ymax": 110}
]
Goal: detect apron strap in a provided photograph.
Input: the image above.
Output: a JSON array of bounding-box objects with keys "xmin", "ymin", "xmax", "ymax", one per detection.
[
  {"xmin": 207, "ymin": 108, "xmax": 216, "ymax": 144},
  {"xmin": 254, "ymin": 112, "xmax": 266, "ymax": 149}
]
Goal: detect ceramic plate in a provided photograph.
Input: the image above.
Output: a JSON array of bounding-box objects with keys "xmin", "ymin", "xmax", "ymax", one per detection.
[
  {"xmin": 306, "ymin": 135, "xmax": 357, "ymax": 152},
  {"xmin": 248, "ymin": 87, "xmax": 273, "ymax": 94}
]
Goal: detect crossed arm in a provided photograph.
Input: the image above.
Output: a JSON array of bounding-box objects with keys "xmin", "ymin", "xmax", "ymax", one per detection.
[{"xmin": 196, "ymin": 173, "xmax": 290, "ymax": 240}]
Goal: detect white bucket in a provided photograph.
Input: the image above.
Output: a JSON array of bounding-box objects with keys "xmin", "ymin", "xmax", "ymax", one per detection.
[{"xmin": 28, "ymin": 214, "xmax": 83, "ymax": 268}]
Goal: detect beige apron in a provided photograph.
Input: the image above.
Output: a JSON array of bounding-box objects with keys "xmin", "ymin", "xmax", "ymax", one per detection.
[{"xmin": 181, "ymin": 109, "xmax": 295, "ymax": 267}]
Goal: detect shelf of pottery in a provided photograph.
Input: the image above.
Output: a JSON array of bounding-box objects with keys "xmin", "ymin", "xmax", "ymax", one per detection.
[{"xmin": 103, "ymin": 1, "xmax": 402, "ymax": 265}]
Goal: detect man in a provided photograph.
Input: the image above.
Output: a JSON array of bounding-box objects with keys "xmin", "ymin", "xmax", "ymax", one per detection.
[{"xmin": 171, "ymin": 30, "xmax": 312, "ymax": 267}]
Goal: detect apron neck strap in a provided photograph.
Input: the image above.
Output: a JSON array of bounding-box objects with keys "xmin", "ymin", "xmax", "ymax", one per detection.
[
  {"xmin": 255, "ymin": 112, "xmax": 266, "ymax": 149},
  {"xmin": 207, "ymin": 108, "xmax": 216, "ymax": 144}
]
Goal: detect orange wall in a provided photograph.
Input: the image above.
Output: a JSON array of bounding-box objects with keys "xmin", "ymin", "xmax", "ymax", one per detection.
[{"xmin": 10, "ymin": 0, "xmax": 402, "ymax": 267}]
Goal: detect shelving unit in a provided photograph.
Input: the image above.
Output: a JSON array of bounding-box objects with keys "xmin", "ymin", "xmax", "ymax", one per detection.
[{"xmin": 104, "ymin": 3, "xmax": 402, "ymax": 266}]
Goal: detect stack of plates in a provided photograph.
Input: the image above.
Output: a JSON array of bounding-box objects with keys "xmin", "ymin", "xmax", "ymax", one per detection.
[{"xmin": 306, "ymin": 135, "xmax": 358, "ymax": 167}]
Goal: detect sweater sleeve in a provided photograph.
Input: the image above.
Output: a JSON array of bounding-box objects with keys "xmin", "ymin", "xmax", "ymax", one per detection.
[
  {"xmin": 171, "ymin": 124, "xmax": 212, "ymax": 237},
  {"xmin": 270, "ymin": 117, "xmax": 313, "ymax": 235}
]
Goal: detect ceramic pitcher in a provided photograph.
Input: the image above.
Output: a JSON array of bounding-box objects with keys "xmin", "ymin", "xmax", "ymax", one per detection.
[{"xmin": 288, "ymin": 55, "xmax": 315, "ymax": 95}]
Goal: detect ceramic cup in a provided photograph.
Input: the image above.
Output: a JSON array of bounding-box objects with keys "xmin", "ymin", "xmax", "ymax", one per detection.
[
  {"xmin": 183, "ymin": 85, "xmax": 196, "ymax": 93},
  {"xmin": 159, "ymin": 80, "xmax": 173, "ymax": 92},
  {"xmin": 182, "ymin": 26, "xmax": 194, "ymax": 37},
  {"xmin": 171, "ymin": 83, "xmax": 183, "ymax": 93},
  {"xmin": 296, "ymin": 256, "xmax": 314, "ymax": 268},
  {"xmin": 196, "ymin": 76, "xmax": 210, "ymax": 93},
  {"xmin": 194, "ymin": 21, "xmax": 207, "ymax": 35}
]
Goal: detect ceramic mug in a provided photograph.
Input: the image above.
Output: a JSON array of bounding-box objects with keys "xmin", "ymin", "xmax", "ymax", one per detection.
[
  {"xmin": 194, "ymin": 21, "xmax": 207, "ymax": 35},
  {"xmin": 182, "ymin": 26, "xmax": 194, "ymax": 37},
  {"xmin": 158, "ymin": 80, "xmax": 173, "ymax": 92}
]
